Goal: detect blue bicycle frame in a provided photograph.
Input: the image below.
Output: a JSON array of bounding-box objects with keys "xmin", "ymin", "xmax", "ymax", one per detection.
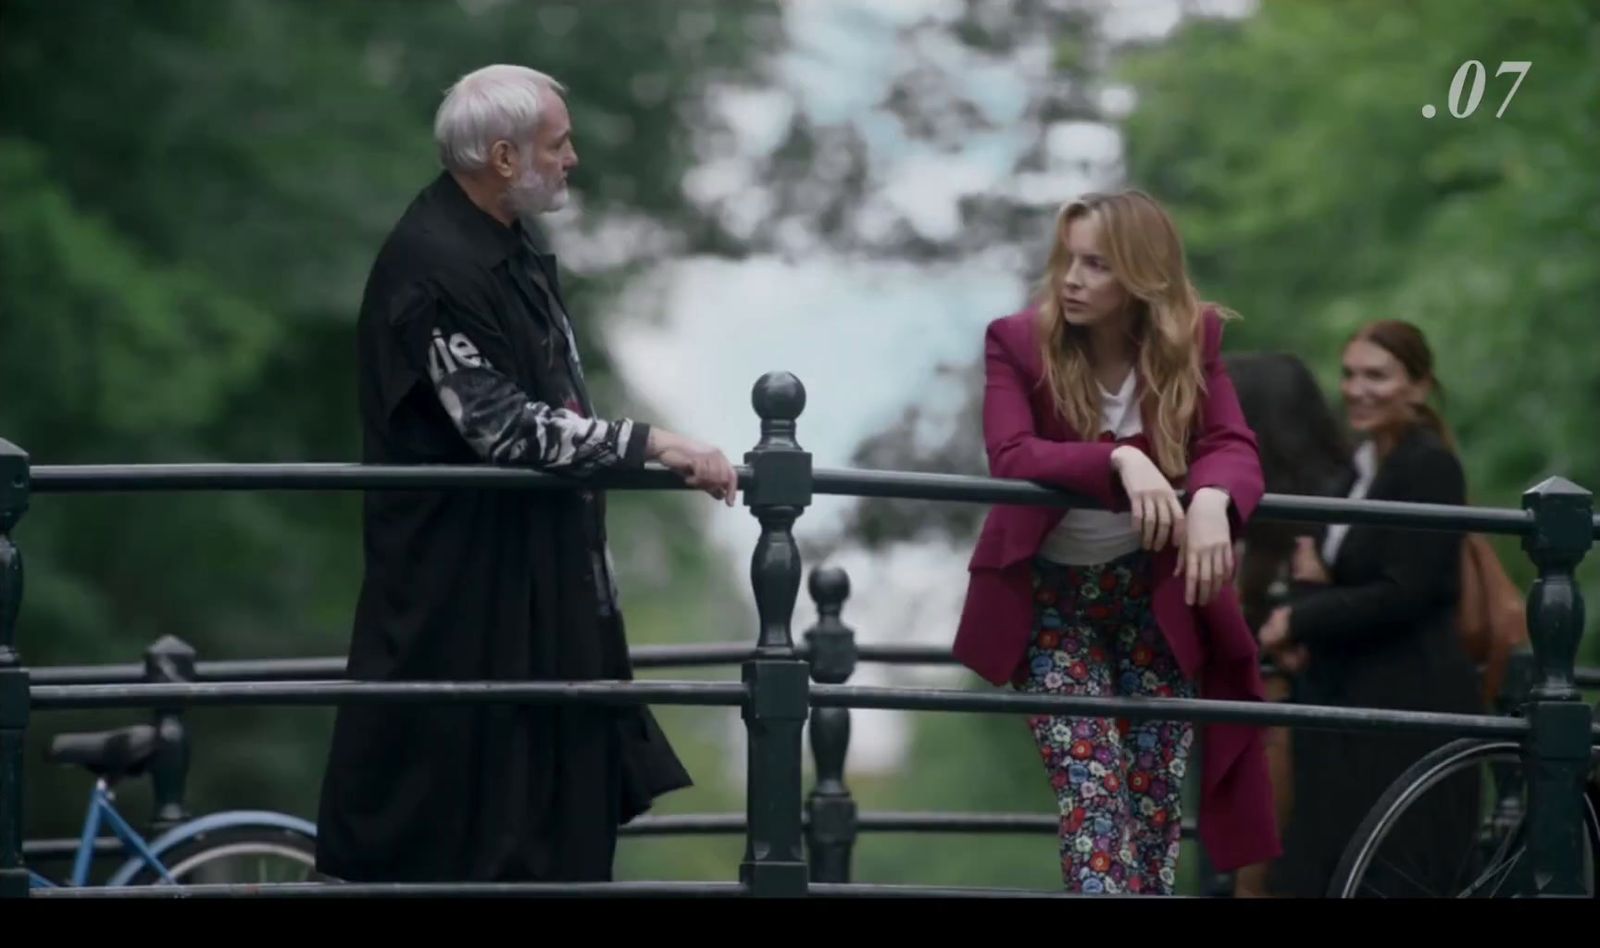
[{"xmin": 28, "ymin": 779, "xmax": 176, "ymax": 889}]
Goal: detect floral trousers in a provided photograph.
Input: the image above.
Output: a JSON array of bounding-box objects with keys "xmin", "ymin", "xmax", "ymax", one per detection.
[{"xmin": 1011, "ymin": 551, "xmax": 1196, "ymax": 895}]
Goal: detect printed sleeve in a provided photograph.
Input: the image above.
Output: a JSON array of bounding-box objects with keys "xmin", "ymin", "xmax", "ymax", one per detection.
[{"xmin": 390, "ymin": 282, "xmax": 649, "ymax": 473}]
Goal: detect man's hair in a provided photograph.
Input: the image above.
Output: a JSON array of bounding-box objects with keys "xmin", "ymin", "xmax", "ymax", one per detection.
[{"xmin": 433, "ymin": 64, "xmax": 567, "ymax": 173}]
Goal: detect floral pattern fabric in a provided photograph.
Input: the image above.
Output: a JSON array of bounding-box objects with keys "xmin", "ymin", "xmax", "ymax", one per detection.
[{"xmin": 1012, "ymin": 551, "xmax": 1196, "ymax": 895}]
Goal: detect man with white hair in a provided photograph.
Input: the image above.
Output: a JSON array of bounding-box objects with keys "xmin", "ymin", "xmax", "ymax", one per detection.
[{"xmin": 316, "ymin": 64, "xmax": 737, "ymax": 883}]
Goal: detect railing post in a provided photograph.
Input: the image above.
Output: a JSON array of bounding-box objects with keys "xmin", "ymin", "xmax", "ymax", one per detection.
[
  {"xmin": 803, "ymin": 566, "xmax": 858, "ymax": 883},
  {"xmin": 0, "ymin": 438, "xmax": 31, "ymax": 898},
  {"xmin": 739, "ymin": 372, "xmax": 813, "ymax": 897},
  {"xmin": 1519, "ymin": 476, "xmax": 1593, "ymax": 897},
  {"xmin": 144, "ymin": 635, "xmax": 196, "ymax": 830}
]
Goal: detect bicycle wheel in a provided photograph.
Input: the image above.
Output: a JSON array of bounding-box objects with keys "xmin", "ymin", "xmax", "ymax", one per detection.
[
  {"xmin": 126, "ymin": 824, "xmax": 323, "ymax": 886},
  {"xmin": 1328, "ymin": 738, "xmax": 1600, "ymax": 898}
]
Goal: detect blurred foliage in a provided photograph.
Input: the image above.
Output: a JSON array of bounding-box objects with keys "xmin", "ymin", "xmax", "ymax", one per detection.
[
  {"xmin": 832, "ymin": 0, "xmax": 1600, "ymax": 651},
  {"xmin": 1115, "ymin": 0, "xmax": 1600, "ymax": 634},
  {"xmin": 0, "ymin": 0, "xmax": 780, "ymax": 877},
  {"xmin": 5, "ymin": 0, "xmax": 1597, "ymax": 895},
  {"xmin": 814, "ymin": 0, "xmax": 1600, "ymax": 894}
]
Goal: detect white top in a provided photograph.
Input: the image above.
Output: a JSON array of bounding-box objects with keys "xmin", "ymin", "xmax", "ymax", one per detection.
[
  {"xmin": 1037, "ymin": 368, "xmax": 1144, "ymax": 567},
  {"xmin": 1320, "ymin": 439, "xmax": 1377, "ymax": 567}
]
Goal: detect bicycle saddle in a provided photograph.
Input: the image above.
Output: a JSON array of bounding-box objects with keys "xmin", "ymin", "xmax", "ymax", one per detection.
[{"xmin": 45, "ymin": 724, "xmax": 159, "ymax": 780}]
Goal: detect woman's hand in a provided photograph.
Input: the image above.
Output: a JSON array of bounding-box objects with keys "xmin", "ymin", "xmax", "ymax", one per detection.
[
  {"xmin": 1259, "ymin": 605, "xmax": 1306, "ymax": 674},
  {"xmin": 1259, "ymin": 605, "xmax": 1292, "ymax": 652},
  {"xmin": 1290, "ymin": 536, "xmax": 1331, "ymax": 584},
  {"xmin": 1111, "ymin": 445, "xmax": 1184, "ymax": 552},
  {"xmin": 1179, "ymin": 487, "xmax": 1235, "ymax": 606},
  {"xmin": 1276, "ymin": 644, "xmax": 1310, "ymax": 675}
]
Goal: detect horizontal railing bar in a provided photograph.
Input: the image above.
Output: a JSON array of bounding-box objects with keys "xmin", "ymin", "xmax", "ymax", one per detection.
[
  {"xmin": 623, "ymin": 811, "xmax": 1197, "ymax": 837},
  {"xmin": 27, "ymin": 462, "xmax": 1538, "ymax": 536},
  {"xmin": 811, "ymin": 469, "xmax": 1101, "ymax": 508},
  {"xmin": 28, "ymin": 657, "xmax": 348, "ymax": 685},
  {"xmin": 23, "ymin": 644, "xmax": 953, "ymax": 686},
  {"xmin": 29, "ymin": 881, "xmax": 748, "ymax": 898},
  {"xmin": 31, "ymin": 644, "xmax": 1593, "ymax": 686},
  {"xmin": 856, "ymin": 813, "xmax": 1061, "ymax": 834},
  {"xmin": 810, "ymin": 685, "xmax": 1534, "ymax": 738},
  {"xmin": 809, "ymin": 882, "xmax": 1116, "ymax": 898},
  {"xmin": 191, "ymin": 657, "xmax": 347, "ymax": 680},
  {"xmin": 855, "ymin": 812, "xmax": 1200, "ymax": 839},
  {"xmin": 27, "ymin": 663, "xmax": 146, "ymax": 685},
  {"xmin": 28, "ymin": 679, "xmax": 747, "ymax": 711},
  {"xmin": 26, "ymin": 645, "xmax": 771, "ymax": 685},
  {"xmin": 621, "ymin": 814, "xmax": 746, "ymax": 836},
  {"xmin": 1253, "ymin": 493, "xmax": 1533, "ymax": 535},
  {"xmin": 854, "ymin": 643, "xmax": 959, "ymax": 664},
  {"xmin": 20, "ymin": 813, "xmax": 1187, "ymax": 864},
  {"xmin": 27, "ymin": 462, "xmax": 717, "ymax": 494},
  {"xmin": 810, "ymin": 469, "xmax": 1534, "ymax": 536},
  {"xmin": 27, "ymin": 812, "xmax": 1191, "ymax": 855},
  {"xmin": 634, "ymin": 644, "xmax": 764, "ymax": 668}
]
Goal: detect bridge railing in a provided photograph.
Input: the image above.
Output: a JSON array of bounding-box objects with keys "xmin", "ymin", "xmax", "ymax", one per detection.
[
  {"xmin": 20, "ymin": 621, "xmax": 1598, "ymax": 885},
  {"xmin": 1, "ymin": 370, "xmax": 1596, "ymax": 898}
]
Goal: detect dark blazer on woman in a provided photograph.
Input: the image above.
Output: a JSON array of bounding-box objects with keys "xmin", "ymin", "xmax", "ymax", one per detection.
[
  {"xmin": 1289, "ymin": 424, "xmax": 1480, "ymax": 710},
  {"xmin": 1269, "ymin": 423, "xmax": 1482, "ymax": 896}
]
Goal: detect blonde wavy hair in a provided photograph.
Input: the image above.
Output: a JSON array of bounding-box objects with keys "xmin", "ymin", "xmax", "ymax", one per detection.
[{"xmin": 1034, "ymin": 190, "xmax": 1235, "ymax": 480}]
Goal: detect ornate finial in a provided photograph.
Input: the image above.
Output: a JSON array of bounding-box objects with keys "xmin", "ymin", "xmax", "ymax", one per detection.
[
  {"xmin": 145, "ymin": 635, "xmax": 197, "ymax": 682},
  {"xmin": 808, "ymin": 566, "xmax": 849, "ymax": 619},
  {"xmin": 804, "ymin": 565, "xmax": 855, "ymax": 686},
  {"xmin": 1522, "ymin": 476, "xmax": 1593, "ymax": 565},
  {"xmin": 0, "ymin": 439, "xmax": 28, "ymax": 535},
  {"xmin": 752, "ymin": 372, "xmax": 806, "ymax": 424}
]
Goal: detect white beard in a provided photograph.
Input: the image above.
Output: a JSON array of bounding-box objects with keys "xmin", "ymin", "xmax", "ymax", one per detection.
[{"xmin": 506, "ymin": 161, "xmax": 566, "ymax": 219}]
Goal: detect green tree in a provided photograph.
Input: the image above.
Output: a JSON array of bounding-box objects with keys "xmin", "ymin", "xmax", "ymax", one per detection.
[
  {"xmin": 1116, "ymin": 0, "xmax": 1600, "ymax": 648},
  {"xmin": 0, "ymin": 0, "xmax": 780, "ymax": 876},
  {"xmin": 811, "ymin": 0, "xmax": 1599, "ymax": 891}
]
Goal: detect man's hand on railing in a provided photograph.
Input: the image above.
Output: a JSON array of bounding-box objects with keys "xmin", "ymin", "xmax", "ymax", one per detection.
[{"xmin": 647, "ymin": 429, "xmax": 739, "ymax": 507}]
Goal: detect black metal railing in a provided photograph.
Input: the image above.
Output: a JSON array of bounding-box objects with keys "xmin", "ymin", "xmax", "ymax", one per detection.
[
  {"xmin": 22, "ymin": 624, "xmax": 1597, "ymax": 879},
  {"xmin": 2, "ymin": 370, "xmax": 1597, "ymax": 898}
]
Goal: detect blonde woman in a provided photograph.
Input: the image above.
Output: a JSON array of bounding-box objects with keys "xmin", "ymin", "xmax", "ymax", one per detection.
[{"xmin": 954, "ymin": 190, "xmax": 1279, "ymax": 894}]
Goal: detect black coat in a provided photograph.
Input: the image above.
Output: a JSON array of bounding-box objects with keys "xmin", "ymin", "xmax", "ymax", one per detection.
[
  {"xmin": 315, "ymin": 173, "xmax": 690, "ymax": 883},
  {"xmin": 1269, "ymin": 424, "xmax": 1482, "ymax": 896}
]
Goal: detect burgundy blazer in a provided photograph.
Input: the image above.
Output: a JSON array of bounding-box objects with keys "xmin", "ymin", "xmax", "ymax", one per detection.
[{"xmin": 952, "ymin": 304, "xmax": 1281, "ymax": 872}]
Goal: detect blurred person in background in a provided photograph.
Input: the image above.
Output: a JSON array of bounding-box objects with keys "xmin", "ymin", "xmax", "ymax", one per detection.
[
  {"xmin": 1259, "ymin": 319, "xmax": 1481, "ymax": 896},
  {"xmin": 1221, "ymin": 350, "xmax": 1352, "ymax": 896}
]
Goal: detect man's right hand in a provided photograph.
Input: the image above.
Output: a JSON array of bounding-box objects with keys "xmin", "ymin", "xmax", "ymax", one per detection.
[{"xmin": 648, "ymin": 429, "xmax": 739, "ymax": 507}]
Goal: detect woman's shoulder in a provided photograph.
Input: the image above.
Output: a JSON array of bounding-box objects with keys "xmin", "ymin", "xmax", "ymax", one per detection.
[
  {"xmin": 1195, "ymin": 302, "xmax": 1238, "ymax": 353},
  {"xmin": 987, "ymin": 305, "xmax": 1038, "ymax": 335},
  {"xmin": 1391, "ymin": 424, "xmax": 1457, "ymax": 465},
  {"xmin": 984, "ymin": 305, "xmax": 1042, "ymax": 357},
  {"xmin": 1381, "ymin": 425, "xmax": 1465, "ymax": 501}
]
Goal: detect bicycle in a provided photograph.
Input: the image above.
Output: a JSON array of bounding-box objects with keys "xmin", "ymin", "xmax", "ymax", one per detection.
[
  {"xmin": 1326, "ymin": 650, "xmax": 1600, "ymax": 898},
  {"xmin": 26, "ymin": 722, "xmax": 322, "ymax": 889}
]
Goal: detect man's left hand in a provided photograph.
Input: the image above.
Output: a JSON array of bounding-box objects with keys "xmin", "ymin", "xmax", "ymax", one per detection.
[{"xmin": 648, "ymin": 429, "xmax": 739, "ymax": 507}]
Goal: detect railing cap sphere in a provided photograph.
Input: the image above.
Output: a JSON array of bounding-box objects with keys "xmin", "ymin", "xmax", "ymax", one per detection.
[
  {"xmin": 809, "ymin": 566, "xmax": 850, "ymax": 611},
  {"xmin": 752, "ymin": 372, "xmax": 806, "ymax": 423}
]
